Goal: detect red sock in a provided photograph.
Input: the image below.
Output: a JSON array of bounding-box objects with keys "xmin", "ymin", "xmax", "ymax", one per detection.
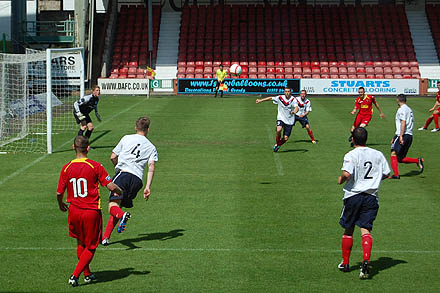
[
  {"xmin": 73, "ymin": 248, "xmax": 95, "ymax": 278},
  {"xmin": 103, "ymin": 216, "xmax": 119, "ymax": 240},
  {"xmin": 110, "ymin": 206, "xmax": 125, "ymax": 219},
  {"xmin": 362, "ymin": 234, "xmax": 373, "ymax": 262},
  {"xmin": 390, "ymin": 155, "xmax": 399, "ymax": 176},
  {"xmin": 77, "ymin": 245, "xmax": 91, "ymax": 275},
  {"xmin": 424, "ymin": 117, "xmax": 433, "ymax": 129},
  {"xmin": 275, "ymin": 135, "xmax": 281, "ymax": 146},
  {"xmin": 401, "ymin": 157, "xmax": 418, "ymax": 164},
  {"xmin": 278, "ymin": 138, "xmax": 286, "ymax": 146},
  {"xmin": 307, "ymin": 130, "xmax": 315, "ymax": 141},
  {"xmin": 341, "ymin": 235, "xmax": 353, "ymax": 265},
  {"xmin": 434, "ymin": 114, "xmax": 439, "ymax": 128}
]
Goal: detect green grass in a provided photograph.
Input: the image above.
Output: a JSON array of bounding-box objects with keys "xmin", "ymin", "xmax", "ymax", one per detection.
[{"xmin": 0, "ymin": 95, "xmax": 439, "ymax": 292}]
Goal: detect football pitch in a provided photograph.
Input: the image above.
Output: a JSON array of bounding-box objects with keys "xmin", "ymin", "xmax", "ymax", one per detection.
[{"xmin": 0, "ymin": 95, "xmax": 439, "ymax": 292}]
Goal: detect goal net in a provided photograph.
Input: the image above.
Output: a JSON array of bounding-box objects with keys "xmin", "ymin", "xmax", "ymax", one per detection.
[{"xmin": 0, "ymin": 48, "xmax": 84, "ymax": 153}]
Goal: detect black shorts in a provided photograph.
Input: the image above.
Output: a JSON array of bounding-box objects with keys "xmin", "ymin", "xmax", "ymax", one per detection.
[
  {"xmin": 293, "ymin": 115, "xmax": 310, "ymax": 128},
  {"xmin": 276, "ymin": 120, "xmax": 293, "ymax": 137},
  {"xmin": 391, "ymin": 134, "xmax": 413, "ymax": 160},
  {"xmin": 73, "ymin": 111, "xmax": 92, "ymax": 125},
  {"xmin": 109, "ymin": 171, "xmax": 143, "ymax": 208},
  {"xmin": 215, "ymin": 80, "xmax": 223, "ymax": 88},
  {"xmin": 339, "ymin": 193, "xmax": 379, "ymax": 230}
]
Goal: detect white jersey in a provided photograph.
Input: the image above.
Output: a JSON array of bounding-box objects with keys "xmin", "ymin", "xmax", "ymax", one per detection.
[
  {"xmin": 113, "ymin": 134, "xmax": 158, "ymax": 181},
  {"xmin": 395, "ymin": 104, "xmax": 414, "ymax": 136},
  {"xmin": 272, "ymin": 95, "xmax": 296, "ymax": 125},
  {"xmin": 341, "ymin": 147, "xmax": 390, "ymax": 199},
  {"xmin": 293, "ymin": 96, "xmax": 312, "ymax": 116}
]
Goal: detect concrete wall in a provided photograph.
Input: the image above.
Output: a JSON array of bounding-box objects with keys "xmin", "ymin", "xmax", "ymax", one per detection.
[{"xmin": 0, "ymin": 0, "xmax": 36, "ymax": 41}]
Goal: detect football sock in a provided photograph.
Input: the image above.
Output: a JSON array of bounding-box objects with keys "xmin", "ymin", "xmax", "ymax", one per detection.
[
  {"xmin": 76, "ymin": 245, "xmax": 91, "ymax": 275},
  {"xmin": 401, "ymin": 157, "xmax": 419, "ymax": 164},
  {"xmin": 307, "ymin": 130, "xmax": 315, "ymax": 141},
  {"xmin": 110, "ymin": 206, "xmax": 125, "ymax": 219},
  {"xmin": 390, "ymin": 155, "xmax": 399, "ymax": 176},
  {"xmin": 341, "ymin": 235, "xmax": 353, "ymax": 265},
  {"xmin": 77, "ymin": 129, "xmax": 84, "ymax": 136},
  {"xmin": 278, "ymin": 138, "xmax": 286, "ymax": 146},
  {"xmin": 103, "ymin": 216, "xmax": 119, "ymax": 240},
  {"xmin": 84, "ymin": 129, "xmax": 93, "ymax": 138},
  {"xmin": 424, "ymin": 117, "xmax": 433, "ymax": 129},
  {"xmin": 362, "ymin": 234, "xmax": 373, "ymax": 262},
  {"xmin": 73, "ymin": 248, "xmax": 95, "ymax": 278},
  {"xmin": 434, "ymin": 114, "xmax": 439, "ymax": 128},
  {"xmin": 275, "ymin": 135, "xmax": 281, "ymax": 146},
  {"xmin": 220, "ymin": 90, "xmax": 223, "ymax": 97}
]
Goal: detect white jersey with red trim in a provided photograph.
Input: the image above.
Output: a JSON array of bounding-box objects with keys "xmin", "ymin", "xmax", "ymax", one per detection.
[
  {"xmin": 271, "ymin": 95, "xmax": 296, "ymax": 125},
  {"xmin": 293, "ymin": 96, "xmax": 312, "ymax": 116}
]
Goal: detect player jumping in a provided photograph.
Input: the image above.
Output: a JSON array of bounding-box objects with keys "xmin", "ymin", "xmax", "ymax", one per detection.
[
  {"xmin": 418, "ymin": 82, "xmax": 440, "ymax": 132},
  {"xmin": 292, "ymin": 90, "xmax": 317, "ymax": 144},
  {"xmin": 256, "ymin": 87, "xmax": 296, "ymax": 152},
  {"xmin": 349, "ymin": 87, "xmax": 385, "ymax": 146}
]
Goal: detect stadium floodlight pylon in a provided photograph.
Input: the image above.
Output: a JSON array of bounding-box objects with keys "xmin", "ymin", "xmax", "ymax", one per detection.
[{"xmin": 0, "ymin": 47, "xmax": 84, "ymax": 154}]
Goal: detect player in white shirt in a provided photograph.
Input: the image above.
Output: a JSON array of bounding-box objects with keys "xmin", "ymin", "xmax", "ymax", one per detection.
[
  {"xmin": 389, "ymin": 94, "xmax": 424, "ymax": 179},
  {"xmin": 256, "ymin": 87, "xmax": 296, "ymax": 152},
  {"xmin": 102, "ymin": 117, "xmax": 158, "ymax": 245},
  {"xmin": 337, "ymin": 127, "xmax": 390, "ymax": 279},
  {"xmin": 292, "ymin": 90, "xmax": 317, "ymax": 144}
]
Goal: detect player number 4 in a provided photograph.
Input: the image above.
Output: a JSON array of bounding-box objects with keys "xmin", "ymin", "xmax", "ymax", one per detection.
[
  {"xmin": 131, "ymin": 144, "xmax": 141, "ymax": 158},
  {"xmin": 69, "ymin": 177, "xmax": 88, "ymax": 198}
]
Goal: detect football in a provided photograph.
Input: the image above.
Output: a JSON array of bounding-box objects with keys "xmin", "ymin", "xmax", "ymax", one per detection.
[{"xmin": 229, "ymin": 63, "xmax": 242, "ymax": 76}]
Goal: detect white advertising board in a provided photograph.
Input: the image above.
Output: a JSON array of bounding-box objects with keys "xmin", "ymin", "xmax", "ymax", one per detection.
[
  {"xmin": 98, "ymin": 78, "xmax": 150, "ymax": 95},
  {"xmin": 301, "ymin": 79, "xmax": 419, "ymax": 95}
]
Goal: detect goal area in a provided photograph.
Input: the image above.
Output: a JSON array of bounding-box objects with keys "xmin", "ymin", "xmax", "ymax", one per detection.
[{"xmin": 0, "ymin": 47, "xmax": 85, "ymax": 153}]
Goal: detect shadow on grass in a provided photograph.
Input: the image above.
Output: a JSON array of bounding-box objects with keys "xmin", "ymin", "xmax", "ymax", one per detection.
[
  {"xmin": 279, "ymin": 148, "xmax": 309, "ymax": 153},
  {"xmin": 53, "ymin": 130, "xmax": 112, "ymax": 153},
  {"xmin": 89, "ymin": 130, "xmax": 112, "ymax": 145},
  {"xmin": 111, "ymin": 229, "xmax": 185, "ymax": 250},
  {"xmin": 292, "ymin": 139, "xmax": 317, "ymax": 144},
  {"xmin": 86, "ymin": 267, "xmax": 150, "ymax": 285},
  {"xmin": 351, "ymin": 257, "xmax": 407, "ymax": 279},
  {"xmin": 401, "ymin": 170, "xmax": 423, "ymax": 177}
]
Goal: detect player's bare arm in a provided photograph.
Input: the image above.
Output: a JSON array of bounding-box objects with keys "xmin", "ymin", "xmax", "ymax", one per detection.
[
  {"xmin": 375, "ymin": 103, "xmax": 386, "ymax": 118},
  {"xmin": 292, "ymin": 106, "xmax": 299, "ymax": 115},
  {"xmin": 350, "ymin": 107, "xmax": 358, "ymax": 115},
  {"xmin": 399, "ymin": 120, "xmax": 406, "ymax": 144},
  {"xmin": 110, "ymin": 152, "xmax": 119, "ymax": 166},
  {"xmin": 429, "ymin": 101, "xmax": 440, "ymax": 112},
  {"xmin": 256, "ymin": 97, "xmax": 273, "ymax": 104},
  {"xmin": 338, "ymin": 170, "xmax": 351, "ymax": 184},
  {"xmin": 143, "ymin": 162, "xmax": 155, "ymax": 200},
  {"xmin": 56, "ymin": 193, "xmax": 68, "ymax": 212}
]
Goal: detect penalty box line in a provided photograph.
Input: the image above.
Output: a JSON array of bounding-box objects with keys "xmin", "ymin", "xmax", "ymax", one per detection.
[
  {"xmin": 0, "ymin": 101, "xmax": 143, "ymax": 187},
  {"xmin": 1, "ymin": 247, "xmax": 440, "ymax": 254}
]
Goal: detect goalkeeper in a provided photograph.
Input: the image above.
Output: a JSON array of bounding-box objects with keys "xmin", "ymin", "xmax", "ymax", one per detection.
[{"xmin": 73, "ymin": 85, "xmax": 102, "ymax": 139}]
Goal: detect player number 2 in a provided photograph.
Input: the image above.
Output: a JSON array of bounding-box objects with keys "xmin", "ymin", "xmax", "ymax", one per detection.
[
  {"xmin": 69, "ymin": 178, "xmax": 88, "ymax": 198},
  {"xmin": 364, "ymin": 161, "xmax": 373, "ymax": 179}
]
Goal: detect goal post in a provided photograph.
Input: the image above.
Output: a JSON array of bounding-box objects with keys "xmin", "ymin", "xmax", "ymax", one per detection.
[{"xmin": 0, "ymin": 47, "xmax": 85, "ymax": 153}]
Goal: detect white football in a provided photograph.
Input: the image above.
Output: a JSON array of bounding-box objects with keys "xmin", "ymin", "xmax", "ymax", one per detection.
[{"xmin": 229, "ymin": 63, "xmax": 242, "ymax": 76}]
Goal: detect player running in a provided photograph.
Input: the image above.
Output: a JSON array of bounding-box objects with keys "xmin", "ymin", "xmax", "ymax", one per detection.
[
  {"xmin": 389, "ymin": 94, "xmax": 424, "ymax": 179},
  {"xmin": 102, "ymin": 117, "xmax": 158, "ymax": 245},
  {"xmin": 349, "ymin": 87, "xmax": 385, "ymax": 145},
  {"xmin": 337, "ymin": 127, "xmax": 390, "ymax": 279},
  {"xmin": 418, "ymin": 82, "xmax": 440, "ymax": 132},
  {"xmin": 292, "ymin": 90, "xmax": 317, "ymax": 144},
  {"xmin": 214, "ymin": 64, "xmax": 227, "ymax": 98},
  {"xmin": 256, "ymin": 87, "xmax": 296, "ymax": 152},
  {"xmin": 73, "ymin": 85, "xmax": 102, "ymax": 139},
  {"xmin": 56, "ymin": 136, "xmax": 122, "ymax": 287}
]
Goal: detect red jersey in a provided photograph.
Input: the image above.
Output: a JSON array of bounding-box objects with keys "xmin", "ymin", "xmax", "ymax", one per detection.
[
  {"xmin": 355, "ymin": 94, "xmax": 377, "ymax": 115},
  {"xmin": 57, "ymin": 158, "xmax": 112, "ymax": 210},
  {"xmin": 436, "ymin": 91, "xmax": 440, "ymax": 103}
]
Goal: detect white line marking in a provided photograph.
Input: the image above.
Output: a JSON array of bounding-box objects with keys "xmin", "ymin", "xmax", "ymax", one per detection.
[
  {"xmin": 1, "ymin": 247, "xmax": 440, "ymax": 254},
  {"xmin": 266, "ymin": 125, "xmax": 284, "ymax": 176},
  {"xmin": 0, "ymin": 101, "xmax": 143, "ymax": 186}
]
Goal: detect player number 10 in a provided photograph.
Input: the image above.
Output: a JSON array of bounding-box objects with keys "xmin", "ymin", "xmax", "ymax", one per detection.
[{"xmin": 69, "ymin": 177, "xmax": 88, "ymax": 198}]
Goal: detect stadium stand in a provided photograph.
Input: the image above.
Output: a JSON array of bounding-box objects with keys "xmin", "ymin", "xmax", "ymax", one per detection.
[
  {"xmin": 177, "ymin": 4, "xmax": 420, "ymax": 79},
  {"xmin": 109, "ymin": 4, "xmax": 161, "ymax": 79},
  {"xmin": 426, "ymin": 4, "xmax": 440, "ymax": 61}
]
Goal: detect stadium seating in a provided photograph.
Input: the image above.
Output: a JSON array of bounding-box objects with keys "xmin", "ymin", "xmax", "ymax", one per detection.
[
  {"xmin": 177, "ymin": 4, "xmax": 420, "ymax": 79},
  {"xmin": 426, "ymin": 4, "xmax": 440, "ymax": 61},
  {"xmin": 110, "ymin": 4, "xmax": 161, "ymax": 78}
]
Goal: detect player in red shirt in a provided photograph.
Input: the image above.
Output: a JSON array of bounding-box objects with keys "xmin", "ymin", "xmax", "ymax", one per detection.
[
  {"xmin": 57, "ymin": 136, "xmax": 122, "ymax": 287},
  {"xmin": 418, "ymin": 82, "xmax": 440, "ymax": 132},
  {"xmin": 349, "ymin": 87, "xmax": 385, "ymax": 145}
]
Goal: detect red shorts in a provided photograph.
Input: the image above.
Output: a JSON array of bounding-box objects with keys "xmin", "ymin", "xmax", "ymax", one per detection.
[
  {"xmin": 353, "ymin": 113, "xmax": 372, "ymax": 127},
  {"xmin": 68, "ymin": 205, "xmax": 102, "ymax": 250}
]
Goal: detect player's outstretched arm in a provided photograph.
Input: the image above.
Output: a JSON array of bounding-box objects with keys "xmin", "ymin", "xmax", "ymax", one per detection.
[
  {"xmin": 429, "ymin": 101, "xmax": 440, "ymax": 112},
  {"xmin": 338, "ymin": 171, "xmax": 351, "ymax": 184},
  {"xmin": 56, "ymin": 193, "xmax": 68, "ymax": 212},
  {"xmin": 110, "ymin": 152, "xmax": 119, "ymax": 166},
  {"xmin": 143, "ymin": 162, "xmax": 156, "ymax": 200},
  {"xmin": 256, "ymin": 97, "xmax": 273, "ymax": 104},
  {"xmin": 375, "ymin": 103, "xmax": 386, "ymax": 118}
]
